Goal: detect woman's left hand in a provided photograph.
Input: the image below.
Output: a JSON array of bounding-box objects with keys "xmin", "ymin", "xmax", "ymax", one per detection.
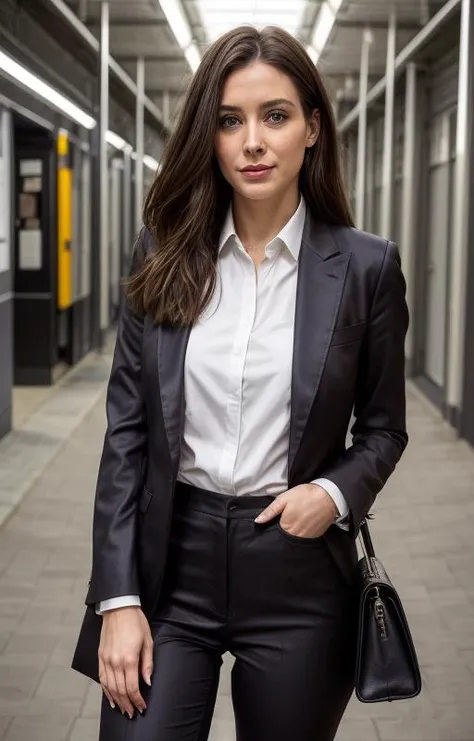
[{"xmin": 254, "ymin": 484, "xmax": 338, "ymax": 538}]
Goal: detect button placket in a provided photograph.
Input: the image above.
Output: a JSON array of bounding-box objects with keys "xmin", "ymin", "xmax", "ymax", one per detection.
[{"xmin": 217, "ymin": 255, "xmax": 257, "ymax": 493}]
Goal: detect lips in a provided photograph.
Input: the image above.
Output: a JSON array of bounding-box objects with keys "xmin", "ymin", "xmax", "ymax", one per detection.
[{"xmin": 241, "ymin": 165, "xmax": 273, "ymax": 172}]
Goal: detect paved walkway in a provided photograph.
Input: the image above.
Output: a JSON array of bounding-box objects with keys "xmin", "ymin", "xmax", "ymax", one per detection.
[{"xmin": 0, "ymin": 355, "xmax": 473, "ymax": 740}]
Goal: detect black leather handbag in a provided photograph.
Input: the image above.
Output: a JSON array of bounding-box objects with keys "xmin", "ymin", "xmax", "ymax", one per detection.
[{"xmin": 355, "ymin": 518, "xmax": 422, "ymax": 703}]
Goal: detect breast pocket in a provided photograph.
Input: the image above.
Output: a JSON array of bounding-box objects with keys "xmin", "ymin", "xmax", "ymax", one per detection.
[{"xmin": 330, "ymin": 321, "xmax": 366, "ymax": 348}]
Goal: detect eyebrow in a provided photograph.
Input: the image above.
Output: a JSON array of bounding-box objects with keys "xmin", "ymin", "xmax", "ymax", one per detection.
[{"xmin": 219, "ymin": 98, "xmax": 296, "ymax": 112}]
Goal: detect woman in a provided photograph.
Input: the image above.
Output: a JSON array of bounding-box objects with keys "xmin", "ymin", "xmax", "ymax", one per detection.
[{"xmin": 72, "ymin": 25, "xmax": 409, "ymax": 741}]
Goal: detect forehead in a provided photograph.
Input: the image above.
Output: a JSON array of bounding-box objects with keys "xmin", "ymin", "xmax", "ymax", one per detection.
[{"xmin": 220, "ymin": 62, "xmax": 298, "ymax": 105}]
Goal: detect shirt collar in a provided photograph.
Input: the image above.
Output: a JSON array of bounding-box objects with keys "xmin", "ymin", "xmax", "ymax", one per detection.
[{"xmin": 218, "ymin": 197, "xmax": 306, "ymax": 262}]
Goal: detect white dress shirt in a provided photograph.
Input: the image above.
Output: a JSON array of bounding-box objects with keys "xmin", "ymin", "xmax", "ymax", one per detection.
[{"xmin": 98, "ymin": 197, "xmax": 349, "ymax": 614}]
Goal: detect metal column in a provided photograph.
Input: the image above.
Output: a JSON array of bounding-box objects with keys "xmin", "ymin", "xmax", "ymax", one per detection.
[
  {"xmin": 400, "ymin": 63, "xmax": 422, "ymax": 376},
  {"xmin": 355, "ymin": 30, "xmax": 371, "ymax": 228},
  {"xmin": 99, "ymin": 0, "xmax": 109, "ymax": 337},
  {"xmin": 365, "ymin": 124, "xmax": 375, "ymax": 233},
  {"xmin": 123, "ymin": 146, "xmax": 132, "ymax": 273},
  {"xmin": 91, "ymin": 0, "xmax": 109, "ymax": 348},
  {"xmin": 135, "ymin": 56, "xmax": 145, "ymax": 234},
  {"xmin": 381, "ymin": 9, "xmax": 396, "ymax": 239},
  {"xmin": 162, "ymin": 90, "xmax": 171, "ymax": 129},
  {"xmin": 446, "ymin": 0, "xmax": 474, "ymax": 426}
]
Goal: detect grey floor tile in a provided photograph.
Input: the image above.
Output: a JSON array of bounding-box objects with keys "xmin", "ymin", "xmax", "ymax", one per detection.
[
  {"xmin": 3, "ymin": 715, "xmax": 73, "ymax": 741},
  {"xmin": 335, "ymin": 719, "xmax": 380, "ymax": 741},
  {"xmin": 68, "ymin": 717, "xmax": 100, "ymax": 741},
  {"xmin": 0, "ymin": 372, "xmax": 473, "ymax": 740}
]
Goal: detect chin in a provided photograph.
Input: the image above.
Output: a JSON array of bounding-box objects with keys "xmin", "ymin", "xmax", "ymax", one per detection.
[{"xmin": 233, "ymin": 182, "xmax": 282, "ymax": 201}]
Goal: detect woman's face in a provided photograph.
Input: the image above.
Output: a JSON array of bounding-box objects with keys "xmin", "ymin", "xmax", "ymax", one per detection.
[{"xmin": 214, "ymin": 61, "xmax": 319, "ymax": 202}]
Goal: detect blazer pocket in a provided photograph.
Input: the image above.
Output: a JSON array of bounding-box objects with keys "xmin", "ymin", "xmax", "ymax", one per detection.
[
  {"xmin": 330, "ymin": 321, "xmax": 367, "ymax": 347},
  {"xmin": 138, "ymin": 487, "xmax": 153, "ymax": 514}
]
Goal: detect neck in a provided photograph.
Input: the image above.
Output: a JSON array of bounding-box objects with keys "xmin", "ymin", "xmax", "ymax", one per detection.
[{"xmin": 232, "ymin": 186, "xmax": 300, "ymax": 252}]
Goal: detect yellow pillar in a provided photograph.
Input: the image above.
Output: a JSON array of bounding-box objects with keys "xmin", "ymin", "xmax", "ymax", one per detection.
[{"xmin": 57, "ymin": 129, "xmax": 72, "ymax": 309}]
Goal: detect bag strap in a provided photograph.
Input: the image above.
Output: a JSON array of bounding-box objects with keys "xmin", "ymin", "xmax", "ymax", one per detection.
[{"xmin": 359, "ymin": 519, "xmax": 376, "ymax": 560}]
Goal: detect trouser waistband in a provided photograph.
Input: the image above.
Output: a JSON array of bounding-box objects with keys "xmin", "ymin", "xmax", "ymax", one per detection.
[{"xmin": 174, "ymin": 480, "xmax": 275, "ymax": 519}]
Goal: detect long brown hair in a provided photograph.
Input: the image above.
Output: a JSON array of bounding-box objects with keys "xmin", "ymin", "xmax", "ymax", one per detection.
[{"xmin": 127, "ymin": 25, "xmax": 353, "ymax": 327}]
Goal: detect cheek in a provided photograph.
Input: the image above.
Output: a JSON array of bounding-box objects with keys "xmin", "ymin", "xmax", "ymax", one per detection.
[
  {"xmin": 214, "ymin": 135, "xmax": 233, "ymax": 174},
  {"xmin": 274, "ymin": 131, "xmax": 307, "ymax": 170}
]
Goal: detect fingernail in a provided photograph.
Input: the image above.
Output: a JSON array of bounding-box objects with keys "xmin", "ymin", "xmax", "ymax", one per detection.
[
  {"xmin": 254, "ymin": 515, "xmax": 264, "ymax": 523},
  {"xmin": 145, "ymin": 675, "xmax": 152, "ymax": 686},
  {"xmin": 109, "ymin": 701, "xmax": 115, "ymax": 709},
  {"xmin": 128, "ymin": 712, "xmax": 133, "ymax": 720}
]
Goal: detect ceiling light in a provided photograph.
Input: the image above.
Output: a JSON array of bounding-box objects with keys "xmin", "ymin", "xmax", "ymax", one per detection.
[
  {"xmin": 159, "ymin": 0, "xmax": 201, "ymax": 70},
  {"xmin": 185, "ymin": 43, "xmax": 201, "ymax": 73},
  {"xmin": 106, "ymin": 130, "xmax": 127, "ymax": 150},
  {"xmin": 196, "ymin": 0, "xmax": 305, "ymax": 42},
  {"xmin": 159, "ymin": 0, "xmax": 192, "ymax": 49},
  {"xmin": 308, "ymin": 0, "xmax": 343, "ymax": 64},
  {"xmin": 198, "ymin": 0, "xmax": 297, "ymax": 8},
  {"xmin": 0, "ymin": 49, "xmax": 96, "ymax": 129},
  {"xmin": 306, "ymin": 46, "xmax": 319, "ymax": 64},
  {"xmin": 311, "ymin": 3, "xmax": 335, "ymax": 53},
  {"xmin": 143, "ymin": 155, "xmax": 160, "ymax": 171}
]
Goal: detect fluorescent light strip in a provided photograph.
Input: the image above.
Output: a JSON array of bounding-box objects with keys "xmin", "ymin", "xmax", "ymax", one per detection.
[
  {"xmin": 185, "ymin": 43, "xmax": 201, "ymax": 73},
  {"xmin": 196, "ymin": 0, "xmax": 305, "ymax": 42},
  {"xmin": 0, "ymin": 49, "xmax": 96, "ymax": 129},
  {"xmin": 307, "ymin": 0, "xmax": 344, "ymax": 64},
  {"xmin": 107, "ymin": 134, "xmax": 160, "ymax": 172},
  {"xmin": 159, "ymin": 0, "xmax": 201, "ymax": 71},
  {"xmin": 0, "ymin": 49, "xmax": 161, "ymax": 171},
  {"xmin": 106, "ymin": 130, "xmax": 127, "ymax": 150},
  {"xmin": 143, "ymin": 155, "xmax": 160, "ymax": 171},
  {"xmin": 198, "ymin": 0, "xmax": 297, "ymax": 7}
]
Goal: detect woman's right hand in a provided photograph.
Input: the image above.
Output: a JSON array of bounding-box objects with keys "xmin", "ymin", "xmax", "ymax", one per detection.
[{"xmin": 98, "ymin": 606, "xmax": 154, "ymax": 718}]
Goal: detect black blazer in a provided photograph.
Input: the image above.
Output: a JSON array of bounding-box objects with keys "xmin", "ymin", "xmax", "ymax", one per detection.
[{"xmin": 72, "ymin": 212, "xmax": 409, "ymax": 682}]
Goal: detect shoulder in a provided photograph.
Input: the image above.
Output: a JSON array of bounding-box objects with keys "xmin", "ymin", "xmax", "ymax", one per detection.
[
  {"xmin": 329, "ymin": 225, "xmax": 400, "ymax": 281},
  {"xmin": 331, "ymin": 225, "xmax": 392, "ymax": 260}
]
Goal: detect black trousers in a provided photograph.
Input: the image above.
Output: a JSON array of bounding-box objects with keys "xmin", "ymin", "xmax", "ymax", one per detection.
[{"xmin": 99, "ymin": 482, "xmax": 358, "ymax": 741}]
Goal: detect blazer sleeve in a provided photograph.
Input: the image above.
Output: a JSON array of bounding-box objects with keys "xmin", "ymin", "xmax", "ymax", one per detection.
[
  {"xmin": 85, "ymin": 232, "xmax": 148, "ymax": 605},
  {"xmin": 320, "ymin": 241, "xmax": 409, "ymax": 534}
]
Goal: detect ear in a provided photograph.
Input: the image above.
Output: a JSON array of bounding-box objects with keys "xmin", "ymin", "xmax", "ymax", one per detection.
[{"xmin": 306, "ymin": 109, "xmax": 320, "ymax": 148}]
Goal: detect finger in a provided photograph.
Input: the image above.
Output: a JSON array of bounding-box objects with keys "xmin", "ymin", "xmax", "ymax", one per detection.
[
  {"xmin": 99, "ymin": 656, "xmax": 115, "ymax": 709},
  {"xmin": 125, "ymin": 660, "xmax": 147, "ymax": 713},
  {"xmin": 105, "ymin": 663, "xmax": 124, "ymax": 715},
  {"xmin": 255, "ymin": 494, "xmax": 288, "ymax": 523},
  {"xmin": 103, "ymin": 686, "xmax": 116, "ymax": 710},
  {"xmin": 141, "ymin": 635, "xmax": 154, "ymax": 687},
  {"xmin": 115, "ymin": 667, "xmax": 135, "ymax": 719}
]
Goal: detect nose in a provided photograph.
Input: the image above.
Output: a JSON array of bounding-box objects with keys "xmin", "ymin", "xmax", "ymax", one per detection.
[{"xmin": 243, "ymin": 121, "xmax": 266, "ymax": 156}]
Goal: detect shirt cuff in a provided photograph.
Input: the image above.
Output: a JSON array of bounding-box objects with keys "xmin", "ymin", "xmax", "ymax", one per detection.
[
  {"xmin": 310, "ymin": 478, "xmax": 350, "ymax": 531},
  {"xmin": 96, "ymin": 595, "xmax": 141, "ymax": 615}
]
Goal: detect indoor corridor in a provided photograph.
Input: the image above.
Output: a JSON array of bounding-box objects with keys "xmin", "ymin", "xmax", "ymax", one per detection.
[{"xmin": 0, "ymin": 344, "xmax": 473, "ymax": 741}]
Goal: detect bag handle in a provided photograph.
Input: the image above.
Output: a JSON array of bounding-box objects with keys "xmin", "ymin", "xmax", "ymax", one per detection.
[{"xmin": 359, "ymin": 518, "xmax": 376, "ymax": 560}]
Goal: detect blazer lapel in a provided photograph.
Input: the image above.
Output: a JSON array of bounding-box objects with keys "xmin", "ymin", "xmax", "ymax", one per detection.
[
  {"xmin": 157, "ymin": 323, "xmax": 192, "ymax": 474},
  {"xmin": 288, "ymin": 216, "xmax": 351, "ymax": 476}
]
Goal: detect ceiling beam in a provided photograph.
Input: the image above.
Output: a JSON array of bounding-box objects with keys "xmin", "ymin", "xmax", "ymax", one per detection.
[
  {"xmin": 336, "ymin": 20, "xmax": 422, "ymax": 30},
  {"xmin": 40, "ymin": 0, "xmax": 168, "ymax": 133},
  {"xmin": 338, "ymin": 0, "xmax": 461, "ymax": 131},
  {"xmin": 147, "ymin": 87, "xmax": 187, "ymax": 95},
  {"xmin": 87, "ymin": 20, "xmax": 168, "ymax": 29},
  {"xmin": 115, "ymin": 55, "xmax": 185, "ymax": 64}
]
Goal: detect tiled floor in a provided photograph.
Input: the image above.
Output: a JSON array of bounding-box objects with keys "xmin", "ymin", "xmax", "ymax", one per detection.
[
  {"xmin": 12, "ymin": 387, "xmax": 55, "ymax": 430},
  {"xmin": 0, "ymin": 354, "xmax": 473, "ymax": 740}
]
